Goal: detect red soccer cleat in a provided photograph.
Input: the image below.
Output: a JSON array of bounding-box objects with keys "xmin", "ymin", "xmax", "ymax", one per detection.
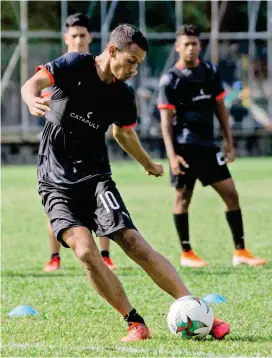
[
  {"xmin": 210, "ymin": 317, "xmax": 230, "ymax": 340},
  {"xmin": 102, "ymin": 256, "xmax": 117, "ymax": 271},
  {"xmin": 43, "ymin": 256, "xmax": 61, "ymax": 272},
  {"xmin": 121, "ymin": 322, "xmax": 151, "ymax": 342}
]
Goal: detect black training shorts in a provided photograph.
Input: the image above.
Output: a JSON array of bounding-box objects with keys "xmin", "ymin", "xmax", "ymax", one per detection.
[
  {"xmin": 170, "ymin": 144, "xmax": 231, "ymax": 189},
  {"xmin": 39, "ymin": 175, "xmax": 137, "ymax": 247}
]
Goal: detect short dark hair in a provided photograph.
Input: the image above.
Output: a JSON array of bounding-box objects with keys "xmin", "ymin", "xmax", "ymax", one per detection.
[
  {"xmin": 176, "ymin": 24, "xmax": 201, "ymax": 39},
  {"xmin": 109, "ymin": 24, "xmax": 149, "ymax": 52},
  {"xmin": 64, "ymin": 13, "xmax": 92, "ymax": 32}
]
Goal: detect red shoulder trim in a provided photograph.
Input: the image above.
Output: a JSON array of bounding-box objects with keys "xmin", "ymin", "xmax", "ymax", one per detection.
[
  {"xmin": 123, "ymin": 121, "xmax": 137, "ymax": 129},
  {"xmin": 35, "ymin": 65, "xmax": 54, "ymax": 85},
  {"xmin": 158, "ymin": 104, "xmax": 175, "ymax": 110},
  {"xmin": 216, "ymin": 90, "xmax": 227, "ymax": 101}
]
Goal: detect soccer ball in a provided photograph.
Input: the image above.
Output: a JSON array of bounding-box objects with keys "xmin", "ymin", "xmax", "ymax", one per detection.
[{"xmin": 167, "ymin": 295, "xmax": 214, "ymax": 339}]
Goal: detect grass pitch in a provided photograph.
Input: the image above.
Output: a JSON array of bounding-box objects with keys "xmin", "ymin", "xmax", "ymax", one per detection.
[{"xmin": 2, "ymin": 158, "xmax": 272, "ymax": 357}]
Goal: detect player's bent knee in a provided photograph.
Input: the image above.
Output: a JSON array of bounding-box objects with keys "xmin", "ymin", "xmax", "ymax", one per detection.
[
  {"xmin": 175, "ymin": 189, "xmax": 192, "ymax": 210},
  {"xmin": 62, "ymin": 226, "xmax": 99, "ymax": 262},
  {"xmin": 225, "ymin": 189, "xmax": 240, "ymax": 207}
]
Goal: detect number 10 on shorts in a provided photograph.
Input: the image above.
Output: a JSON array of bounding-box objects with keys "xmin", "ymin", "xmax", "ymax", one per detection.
[{"xmin": 99, "ymin": 191, "xmax": 120, "ymax": 213}]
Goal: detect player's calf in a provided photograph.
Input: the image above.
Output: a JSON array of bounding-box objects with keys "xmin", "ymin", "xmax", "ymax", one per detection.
[{"xmin": 113, "ymin": 228, "xmax": 191, "ymax": 299}]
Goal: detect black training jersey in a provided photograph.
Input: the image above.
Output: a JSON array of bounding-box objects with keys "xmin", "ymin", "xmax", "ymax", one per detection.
[
  {"xmin": 36, "ymin": 52, "xmax": 137, "ymax": 189},
  {"xmin": 158, "ymin": 60, "xmax": 226, "ymax": 147}
]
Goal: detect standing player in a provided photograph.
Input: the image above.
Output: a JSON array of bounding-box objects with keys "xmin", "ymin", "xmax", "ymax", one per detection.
[
  {"xmin": 21, "ymin": 24, "xmax": 230, "ymax": 341},
  {"xmin": 42, "ymin": 13, "xmax": 117, "ymax": 272},
  {"xmin": 158, "ymin": 24, "xmax": 267, "ymax": 268}
]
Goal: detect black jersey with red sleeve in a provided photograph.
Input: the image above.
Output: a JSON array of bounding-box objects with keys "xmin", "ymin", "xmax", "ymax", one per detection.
[
  {"xmin": 158, "ymin": 60, "xmax": 226, "ymax": 147},
  {"xmin": 36, "ymin": 52, "xmax": 137, "ymax": 189}
]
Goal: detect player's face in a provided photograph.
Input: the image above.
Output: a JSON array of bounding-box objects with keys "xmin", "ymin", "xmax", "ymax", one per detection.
[
  {"xmin": 64, "ymin": 26, "xmax": 92, "ymax": 54},
  {"xmin": 175, "ymin": 35, "xmax": 201, "ymax": 63},
  {"xmin": 109, "ymin": 43, "xmax": 146, "ymax": 82}
]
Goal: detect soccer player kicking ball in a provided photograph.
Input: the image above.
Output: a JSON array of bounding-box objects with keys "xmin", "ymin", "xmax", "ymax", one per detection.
[
  {"xmin": 41, "ymin": 13, "xmax": 117, "ymax": 272},
  {"xmin": 158, "ymin": 24, "xmax": 267, "ymax": 268},
  {"xmin": 21, "ymin": 24, "xmax": 230, "ymax": 341}
]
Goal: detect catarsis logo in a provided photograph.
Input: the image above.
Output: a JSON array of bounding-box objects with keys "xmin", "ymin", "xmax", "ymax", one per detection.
[
  {"xmin": 70, "ymin": 112, "xmax": 100, "ymax": 129},
  {"xmin": 192, "ymin": 88, "xmax": 212, "ymax": 102}
]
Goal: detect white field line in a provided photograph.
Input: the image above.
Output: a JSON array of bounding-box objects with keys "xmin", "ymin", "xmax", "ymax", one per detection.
[{"xmin": 2, "ymin": 342, "xmax": 218, "ymax": 357}]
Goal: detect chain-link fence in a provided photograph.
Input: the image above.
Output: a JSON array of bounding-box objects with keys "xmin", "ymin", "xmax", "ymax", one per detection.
[{"xmin": 1, "ymin": 1, "xmax": 272, "ymax": 163}]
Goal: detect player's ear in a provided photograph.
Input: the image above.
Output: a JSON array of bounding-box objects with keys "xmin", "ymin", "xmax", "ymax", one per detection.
[
  {"xmin": 108, "ymin": 45, "xmax": 118, "ymax": 58},
  {"xmin": 174, "ymin": 41, "xmax": 180, "ymax": 52},
  {"xmin": 88, "ymin": 32, "xmax": 93, "ymax": 45},
  {"xmin": 63, "ymin": 32, "xmax": 69, "ymax": 46}
]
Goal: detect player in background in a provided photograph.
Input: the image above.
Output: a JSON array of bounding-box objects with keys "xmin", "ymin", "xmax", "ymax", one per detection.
[
  {"xmin": 21, "ymin": 24, "xmax": 230, "ymax": 341},
  {"xmin": 42, "ymin": 13, "xmax": 117, "ymax": 272},
  {"xmin": 158, "ymin": 24, "xmax": 267, "ymax": 268}
]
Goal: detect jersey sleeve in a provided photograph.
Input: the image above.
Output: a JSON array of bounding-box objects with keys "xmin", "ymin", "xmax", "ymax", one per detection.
[
  {"xmin": 212, "ymin": 65, "xmax": 227, "ymax": 101},
  {"xmin": 35, "ymin": 52, "xmax": 87, "ymax": 86},
  {"xmin": 114, "ymin": 85, "xmax": 138, "ymax": 128},
  {"xmin": 157, "ymin": 73, "xmax": 175, "ymax": 111}
]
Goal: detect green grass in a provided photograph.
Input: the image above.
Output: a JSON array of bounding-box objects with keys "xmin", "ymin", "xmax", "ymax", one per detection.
[{"xmin": 2, "ymin": 158, "xmax": 272, "ymax": 357}]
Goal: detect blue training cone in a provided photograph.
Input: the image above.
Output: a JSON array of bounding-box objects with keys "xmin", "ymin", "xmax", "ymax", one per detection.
[
  {"xmin": 203, "ymin": 294, "xmax": 227, "ymax": 304},
  {"xmin": 8, "ymin": 305, "xmax": 38, "ymax": 317}
]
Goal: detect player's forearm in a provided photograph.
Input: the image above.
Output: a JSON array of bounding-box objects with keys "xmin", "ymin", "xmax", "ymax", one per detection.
[
  {"xmin": 161, "ymin": 117, "xmax": 176, "ymax": 160},
  {"xmin": 21, "ymin": 72, "xmax": 52, "ymax": 107},
  {"xmin": 219, "ymin": 118, "xmax": 233, "ymax": 146},
  {"xmin": 21, "ymin": 80, "xmax": 42, "ymax": 106},
  {"xmin": 216, "ymin": 101, "xmax": 233, "ymax": 146},
  {"xmin": 113, "ymin": 127, "xmax": 153, "ymax": 170}
]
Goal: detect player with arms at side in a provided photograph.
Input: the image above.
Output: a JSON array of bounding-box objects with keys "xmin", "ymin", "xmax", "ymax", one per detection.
[
  {"xmin": 21, "ymin": 24, "xmax": 230, "ymax": 341},
  {"xmin": 41, "ymin": 13, "xmax": 117, "ymax": 272},
  {"xmin": 158, "ymin": 24, "xmax": 267, "ymax": 268}
]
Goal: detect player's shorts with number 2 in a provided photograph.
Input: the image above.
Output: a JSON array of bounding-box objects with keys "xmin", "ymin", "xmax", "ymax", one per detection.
[
  {"xmin": 170, "ymin": 144, "xmax": 231, "ymax": 189},
  {"xmin": 39, "ymin": 175, "xmax": 136, "ymax": 247}
]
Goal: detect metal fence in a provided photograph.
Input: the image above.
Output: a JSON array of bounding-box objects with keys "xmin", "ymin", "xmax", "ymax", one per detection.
[{"xmin": 1, "ymin": 1, "xmax": 272, "ymax": 158}]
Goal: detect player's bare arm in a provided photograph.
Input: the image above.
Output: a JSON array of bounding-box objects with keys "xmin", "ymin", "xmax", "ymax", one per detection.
[
  {"xmin": 215, "ymin": 99, "xmax": 236, "ymax": 163},
  {"xmin": 160, "ymin": 109, "xmax": 189, "ymax": 175},
  {"xmin": 21, "ymin": 70, "xmax": 51, "ymax": 117},
  {"xmin": 112, "ymin": 124, "xmax": 164, "ymax": 177}
]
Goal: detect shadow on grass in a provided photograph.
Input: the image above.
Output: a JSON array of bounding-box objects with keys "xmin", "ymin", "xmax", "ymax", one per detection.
[
  {"xmin": 177, "ymin": 265, "xmax": 271, "ymax": 276},
  {"xmin": 1, "ymin": 270, "xmax": 84, "ymax": 278},
  {"xmin": 165, "ymin": 334, "xmax": 272, "ymax": 343},
  {"xmin": 226, "ymin": 335, "xmax": 272, "ymax": 342}
]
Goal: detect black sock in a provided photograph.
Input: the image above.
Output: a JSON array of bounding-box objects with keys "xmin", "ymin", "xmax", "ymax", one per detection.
[
  {"xmin": 173, "ymin": 213, "xmax": 191, "ymax": 252},
  {"xmin": 51, "ymin": 253, "xmax": 60, "ymax": 259},
  {"xmin": 225, "ymin": 209, "xmax": 245, "ymax": 250},
  {"xmin": 101, "ymin": 250, "xmax": 110, "ymax": 258},
  {"xmin": 124, "ymin": 308, "xmax": 145, "ymax": 326}
]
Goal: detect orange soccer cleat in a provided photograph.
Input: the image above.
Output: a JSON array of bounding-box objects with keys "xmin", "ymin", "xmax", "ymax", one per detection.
[
  {"xmin": 180, "ymin": 250, "xmax": 208, "ymax": 268},
  {"xmin": 232, "ymin": 249, "xmax": 267, "ymax": 266}
]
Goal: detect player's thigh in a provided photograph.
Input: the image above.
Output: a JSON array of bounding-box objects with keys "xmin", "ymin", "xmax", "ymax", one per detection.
[
  {"xmin": 39, "ymin": 187, "xmax": 87, "ymax": 247},
  {"xmin": 93, "ymin": 177, "xmax": 137, "ymax": 237},
  {"xmin": 196, "ymin": 148, "xmax": 231, "ymax": 187}
]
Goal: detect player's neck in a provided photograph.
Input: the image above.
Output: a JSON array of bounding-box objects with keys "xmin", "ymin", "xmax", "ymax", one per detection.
[
  {"xmin": 177, "ymin": 58, "xmax": 199, "ymax": 69},
  {"xmin": 67, "ymin": 48, "xmax": 89, "ymax": 54},
  {"xmin": 95, "ymin": 52, "xmax": 115, "ymax": 84}
]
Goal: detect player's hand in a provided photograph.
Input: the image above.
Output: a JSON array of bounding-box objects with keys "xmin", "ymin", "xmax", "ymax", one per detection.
[
  {"xmin": 224, "ymin": 144, "xmax": 236, "ymax": 163},
  {"xmin": 169, "ymin": 155, "xmax": 189, "ymax": 175},
  {"xmin": 28, "ymin": 97, "xmax": 50, "ymax": 117},
  {"xmin": 145, "ymin": 162, "xmax": 164, "ymax": 177}
]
